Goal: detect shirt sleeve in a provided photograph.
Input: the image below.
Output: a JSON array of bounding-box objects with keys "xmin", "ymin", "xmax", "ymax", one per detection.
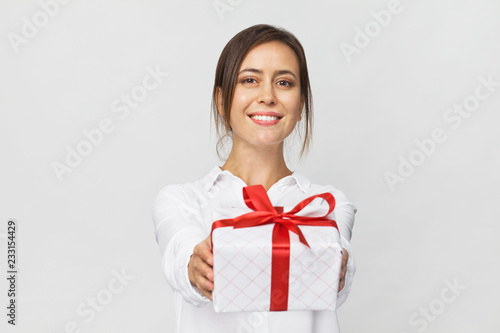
[
  {"xmin": 152, "ymin": 184, "xmax": 211, "ymax": 306},
  {"xmin": 327, "ymin": 187, "xmax": 357, "ymax": 308}
]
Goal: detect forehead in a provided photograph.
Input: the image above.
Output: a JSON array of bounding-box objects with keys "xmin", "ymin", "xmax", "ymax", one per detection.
[{"xmin": 239, "ymin": 41, "xmax": 299, "ymax": 72}]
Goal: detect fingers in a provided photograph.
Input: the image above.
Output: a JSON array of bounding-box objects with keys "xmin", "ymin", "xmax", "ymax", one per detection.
[
  {"xmin": 193, "ymin": 260, "xmax": 214, "ymax": 299},
  {"xmin": 338, "ymin": 248, "xmax": 349, "ymax": 292},
  {"xmin": 338, "ymin": 277, "xmax": 346, "ymax": 292},
  {"xmin": 341, "ymin": 248, "xmax": 349, "ymax": 267},
  {"xmin": 194, "ymin": 237, "xmax": 213, "ymax": 266},
  {"xmin": 188, "ymin": 236, "xmax": 215, "ymax": 300},
  {"xmin": 192, "ymin": 254, "xmax": 214, "ymax": 281},
  {"xmin": 188, "ymin": 254, "xmax": 214, "ymax": 300}
]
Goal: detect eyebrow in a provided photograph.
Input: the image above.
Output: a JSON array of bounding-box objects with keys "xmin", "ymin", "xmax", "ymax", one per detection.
[{"xmin": 239, "ymin": 68, "xmax": 297, "ymax": 80}]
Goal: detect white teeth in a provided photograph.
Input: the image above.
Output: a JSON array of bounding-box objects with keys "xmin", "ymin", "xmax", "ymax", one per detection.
[{"xmin": 250, "ymin": 115, "xmax": 280, "ymax": 121}]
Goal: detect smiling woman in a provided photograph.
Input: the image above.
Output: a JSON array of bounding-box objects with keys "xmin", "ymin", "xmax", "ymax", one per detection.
[
  {"xmin": 212, "ymin": 25, "xmax": 313, "ymax": 163},
  {"xmin": 220, "ymin": 40, "xmax": 304, "ymax": 176},
  {"xmin": 152, "ymin": 24, "xmax": 357, "ymax": 333}
]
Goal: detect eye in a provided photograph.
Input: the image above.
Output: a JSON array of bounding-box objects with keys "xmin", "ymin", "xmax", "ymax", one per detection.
[
  {"xmin": 277, "ymin": 80, "xmax": 293, "ymax": 87},
  {"xmin": 241, "ymin": 77, "xmax": 257, "ymax": 84}
]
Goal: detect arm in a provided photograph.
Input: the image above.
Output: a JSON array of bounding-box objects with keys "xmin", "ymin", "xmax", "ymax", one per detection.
[{"xmin": 152, "ymin": 184, "xmax": 211, "ymax": 306}]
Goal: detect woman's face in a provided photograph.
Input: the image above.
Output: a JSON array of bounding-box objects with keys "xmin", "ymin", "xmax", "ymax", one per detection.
[{"xmin": 225, "ymin": 41, "xmax": 303, "ymax": 151}]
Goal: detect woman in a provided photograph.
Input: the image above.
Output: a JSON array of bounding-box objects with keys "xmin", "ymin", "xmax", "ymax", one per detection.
[{"xmin": 153, "ymin": 24, "xmax": 357, "ymax": 333}]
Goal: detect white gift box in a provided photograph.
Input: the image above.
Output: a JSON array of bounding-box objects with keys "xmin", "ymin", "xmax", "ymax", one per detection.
[{"xmin": 212, "ymin": 207, "xmax": 343, "ymax": 313}]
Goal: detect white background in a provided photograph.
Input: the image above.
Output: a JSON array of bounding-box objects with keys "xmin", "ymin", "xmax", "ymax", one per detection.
[{"xmin": 1, "ymin": 0, "xmax": 499, "ymax": 332}]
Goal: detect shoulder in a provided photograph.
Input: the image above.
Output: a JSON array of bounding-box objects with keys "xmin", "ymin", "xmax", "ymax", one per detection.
[
  {"xmin": 312, "ymin": 184, "xmax": 355, "ymax": 209},
  {"xmin": 153, "ymin": 166, "xmax": 221, "ymax": 205},
  {"xmin": 297, "ymin": 176, "xmax": 357, "ymax": 240},
  {"xmin": 294, "ymin": 171, "xmax": 357, "ymax": 213},
  {"xmin": 152, "ymin": 173, "xmax": 211, "ymax": 228},
  {"xmin": 154, "ymin": 179, "xmax": 204, "ymax": 207}
]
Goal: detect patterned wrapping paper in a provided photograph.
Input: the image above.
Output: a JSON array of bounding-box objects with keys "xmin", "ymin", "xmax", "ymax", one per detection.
[{"xmin": 212, "ymin": 206, "xmax": 343, "ymax": 313}]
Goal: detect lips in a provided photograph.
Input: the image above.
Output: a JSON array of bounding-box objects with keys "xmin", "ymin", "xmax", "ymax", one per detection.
[
  {"xmin": 248, "ymin": 112, "xmax": 282, "ymax": 126},
  {"xmin": 248, "ymin": 111, "xmax": 283, "ymax": 119}
]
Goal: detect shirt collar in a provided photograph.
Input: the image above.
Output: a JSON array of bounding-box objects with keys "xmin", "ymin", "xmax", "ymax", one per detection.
[{"xmin": 203, "ymin": 166, "xmax": 310, "ymax": 193}]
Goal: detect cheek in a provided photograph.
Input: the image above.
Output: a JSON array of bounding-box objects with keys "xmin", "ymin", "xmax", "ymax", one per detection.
[
  {"xmin": 283, "ymin": 95, "xmax": 302, "ymax": 119},
  {"xmin": 232, "ymin": 88, "xmax": 254, "ymax": 109}
]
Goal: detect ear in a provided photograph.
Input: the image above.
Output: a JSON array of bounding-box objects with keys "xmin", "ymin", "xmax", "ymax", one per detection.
[{"xmin": 216, "ymin": 87, "xmax": 224, "ymax": 117}]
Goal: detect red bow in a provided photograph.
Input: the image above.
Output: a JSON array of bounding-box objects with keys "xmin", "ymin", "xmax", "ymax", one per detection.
[{"xmin": 211, "ymin": 184, "xmax": 338, "ymax": 311}]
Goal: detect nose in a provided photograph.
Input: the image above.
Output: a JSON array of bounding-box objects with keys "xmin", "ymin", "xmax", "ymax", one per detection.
[{"xmin": 258, "ymin": 82, "xmax": 276, "ymax": 105}]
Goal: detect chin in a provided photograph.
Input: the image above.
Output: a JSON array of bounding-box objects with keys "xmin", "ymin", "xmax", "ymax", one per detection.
[{"xmin": 253, "ymin": 138, "xmax": 284, "ymax": 148}]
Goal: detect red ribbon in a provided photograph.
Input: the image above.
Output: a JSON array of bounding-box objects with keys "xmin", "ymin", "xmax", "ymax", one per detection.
[{"xmin": 211, "ymin": 184, "xmax": 338, "ymax": 311}]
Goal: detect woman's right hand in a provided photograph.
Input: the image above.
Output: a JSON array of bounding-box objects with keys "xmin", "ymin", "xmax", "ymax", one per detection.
[{"xmin": 188, "ymin": 236, "xmax": 214, "ymax": 300}]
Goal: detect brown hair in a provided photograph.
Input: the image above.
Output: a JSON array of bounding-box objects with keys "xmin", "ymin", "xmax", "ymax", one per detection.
[{"xmin": 211, "ymin": 24, "xmax": 313, "ymax": 160}]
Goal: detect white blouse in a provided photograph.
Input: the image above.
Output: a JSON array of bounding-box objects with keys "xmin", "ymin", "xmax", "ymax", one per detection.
[{"xmin": 152, "ymin": 166, "xmax": 357, "ymax": 333}]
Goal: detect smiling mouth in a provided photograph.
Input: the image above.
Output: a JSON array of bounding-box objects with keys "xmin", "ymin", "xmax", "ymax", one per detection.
[{"xmin": 248, "ymin": 115, "xmax": 282, "ymax": 121}]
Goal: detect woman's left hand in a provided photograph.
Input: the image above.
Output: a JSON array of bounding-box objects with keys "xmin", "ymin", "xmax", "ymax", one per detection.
[{"xmin": 338, "ymin": 248, "xmax": 349, "ymax": 292}]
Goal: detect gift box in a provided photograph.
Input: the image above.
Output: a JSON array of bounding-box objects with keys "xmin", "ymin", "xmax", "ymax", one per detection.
[{"xmin": 211, "ymin": 185, "xmax": 343, "ymax": 313}]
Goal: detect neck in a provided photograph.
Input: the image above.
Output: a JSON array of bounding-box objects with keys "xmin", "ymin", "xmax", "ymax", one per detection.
[{"xmin": 221, "ymin": 141, "xmax": 292, "ymax": 192}]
